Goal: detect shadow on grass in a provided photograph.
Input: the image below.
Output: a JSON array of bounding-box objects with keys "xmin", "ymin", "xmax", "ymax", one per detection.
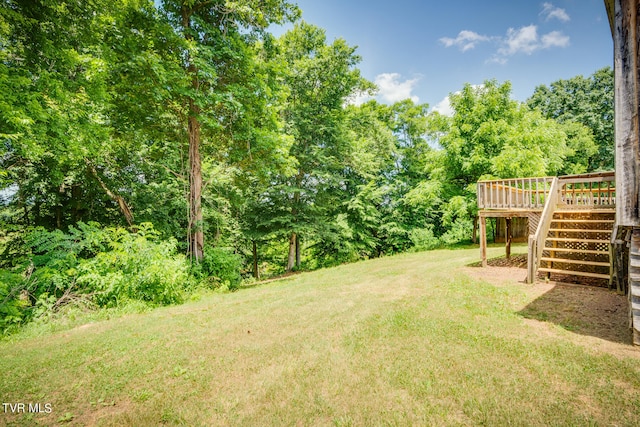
[{"xmin": 518, "ymin": 283, "xmax": 632, "ymax": 345}]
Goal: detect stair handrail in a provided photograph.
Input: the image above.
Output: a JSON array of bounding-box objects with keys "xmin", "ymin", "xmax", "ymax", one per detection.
[
  {"xmin": 557, "ymin": 171, "xmax": 615, "ymax": 208},
  {"xmin": 528, "ymin": 177, "xmax": 560, "ymax": 283}
]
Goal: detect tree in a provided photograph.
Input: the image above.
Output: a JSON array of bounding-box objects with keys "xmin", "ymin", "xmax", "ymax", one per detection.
[
  {"xmin": 414, "ymin": 80, "xmax": 596, "ymax": 245},
  {"xmin": 159, "ymin": 0, "xmax": 299, "ymax": 261},
  {"xmin": 0, "ymin": 0, "xmax": 142, "ymax": 230},
  {"xmin": 528, "ymin": 67, "xmax": 614, "ymax": 171},
  {"xmin": 274, "ymin": 22, "xmax": 372, "ymax": 271}
]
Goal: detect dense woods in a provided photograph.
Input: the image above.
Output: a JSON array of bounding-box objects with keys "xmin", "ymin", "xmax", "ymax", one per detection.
[{"xmin": 0, "ymin": 0, "xmax": 613, "ymax": 332}]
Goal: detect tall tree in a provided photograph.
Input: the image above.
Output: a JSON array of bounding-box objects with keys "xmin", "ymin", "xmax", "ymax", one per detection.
[
  {"xmin": 414, "ymin": 80, "xmax": 596, "ymax": 244},
  {"xmin": 159, "ymin": 0, "xmax": 299, "ymax": 261},
  {"xmin": 0, "ymin": 0, "xmax": 139, "ymax": 229},
  {"xmin": 528, "ymin": 67, "xmax": 614, "ymax": 171},
  {"xmin": 273, "ymin": 22, "xmax": 372, "ymax": 270}
]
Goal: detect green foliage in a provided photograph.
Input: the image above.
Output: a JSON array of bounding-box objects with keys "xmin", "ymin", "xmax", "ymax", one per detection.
[
  {"xmin": 75, "ymin": 224, "xmax": 191, "ymax": 306},
  {"xmin": 440, "ymin": 80, "xmax": 583, "ymax": 182},
  {"xmin": 194, "ymin": 247, "xmax": 243, "ymax": 291},
  {"xmin": 0, "ymin": 222, "xmax": 192, "ymax": 332},
  {"xmin": 409, "ymin": 226, "xmax": 440, "ymax": 251},
  {"xmin": 406, "ymin": 79, "xmax": 598, "ymax": 248},
  {"xmin": 528, "ymin": 67, "xmax": 614, "ymax": 170},
  {"xmin": 0, "ymin": 0, "xmax": 616, "ymax": 332},
  {"xmin": 0, "ymin": 271, "xmax": 29, "ymax": 331}
]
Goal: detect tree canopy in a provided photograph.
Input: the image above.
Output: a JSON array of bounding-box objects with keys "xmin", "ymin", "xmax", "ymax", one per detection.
[
  {"xmin": 0, "ymin": 0, "xmax": 614, "ymax": 331},
  {"xmin": 528, "ymin": 67, "xmax": 613, "ymax": 171}
]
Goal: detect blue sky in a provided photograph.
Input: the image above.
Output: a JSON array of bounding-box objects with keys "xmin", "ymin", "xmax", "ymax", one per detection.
[{"xmin": 274, "ymin": 0, "xmax": 612, "ymax": 113}]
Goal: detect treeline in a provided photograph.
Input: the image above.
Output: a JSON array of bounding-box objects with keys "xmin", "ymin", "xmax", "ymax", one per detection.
[{"xmin": 0, "ymin": 1, "xmax": 613, "ymax": 331}]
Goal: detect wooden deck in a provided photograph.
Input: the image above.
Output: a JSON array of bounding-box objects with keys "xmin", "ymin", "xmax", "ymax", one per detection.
[{"xmin": 477, "ymin": 172, "xmax": 616, "ymax": 285}]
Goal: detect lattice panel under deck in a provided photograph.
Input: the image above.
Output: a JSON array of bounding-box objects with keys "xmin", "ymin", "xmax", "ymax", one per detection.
[{"xmin": 538, "ymin": 209, "xmax": 614, "ymax": 283}]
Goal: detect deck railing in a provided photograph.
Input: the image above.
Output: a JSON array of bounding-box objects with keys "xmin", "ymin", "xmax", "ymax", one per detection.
[
  {"xmin": 557, "ymin": 171, "xmax": 615, "ymax": 208},
  {"xmin": 527, "ymin": 177, "xmax": 559, "ymax": 283},
  {"xmin": 477, "ymin": 177, "xmax": 554, "ymax": 210},
  {"xmin": 477, "ymin": 172, "xmax": 616, "ymax": 211}
]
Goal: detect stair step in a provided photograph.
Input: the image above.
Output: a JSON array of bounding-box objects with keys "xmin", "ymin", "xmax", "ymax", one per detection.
[
  {"xmin": 538, "ymin": 268, "xmax": 610, "ymax": 280},
  {"xmin": 546, "ymin": 237, "xmax": 610, "ymax": 244},
  {"xmin": 554, "ymin": 209, "xmax": 615, "ymax": 214},
  {"xmin": 551, "ymin": 219, "xmax": 615, "ymax": 224},
  {"xmin": 540, "ymin": 257, "xmax": 610, "ymax": 267},
  {"xmin": 542, "ymin": 247, "xmax": 609, "ymax": 255},
  {"xmin": 548, "ymin": 228, "xmax": 612, "ymax": 234}
]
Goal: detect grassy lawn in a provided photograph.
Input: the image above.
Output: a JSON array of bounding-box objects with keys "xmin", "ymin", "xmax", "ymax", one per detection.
[{"xmin": 1, "ymin": 245, "xmax": 639, "ymax": 426}]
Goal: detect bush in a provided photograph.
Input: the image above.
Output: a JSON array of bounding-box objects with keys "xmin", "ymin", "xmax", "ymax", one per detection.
[
  {"xmin": 0, "ymin": 271, "xmax": 30, "ymax": 332},
  {"xmin": 439, "ymin": 218, "xmax": 474, "ymax": 246},
  {"xmin": 196, "ymin": 247, "xmax": 242, "ymax": 291},
  {"xmin": 0, "ymin": 222, "xmax": 192, "ymax": 333},
  {"xmin": 76, "ymin": 224, "xmax": 191, "ymax": 306},
  {"xmin": 409, "ymin": 226, "xmax": 441, "ymax": 251}
]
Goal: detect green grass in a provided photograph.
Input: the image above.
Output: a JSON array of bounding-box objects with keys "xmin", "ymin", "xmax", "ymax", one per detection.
[{"xmin": 1, "ymin": 246, "xmax": 639, "ymax": 426}]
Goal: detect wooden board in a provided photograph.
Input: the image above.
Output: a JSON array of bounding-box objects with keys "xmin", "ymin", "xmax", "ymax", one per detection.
[
  {"xmin": 613, "ymin": 0, "xmax": 640, "ymax": 227},
  {"xmin": 548, "ymin": 228, "xmax": 613, "ymax": 233},
  {"xmin": 545, "ymin": 237, "xmax": 610, "ymax": 244},
  {"xmin": 540, "ymin": 257, "xmax": 610, "ymax": 267},
  {"xmin": 551, "ymin": 219, "xmax": 615, "ymax": 224},
  {"xmin": 537, "ymin": 268, "xmax": 610, "ymax": 280},
  {"xmin": 542, "ymin": 247, "xmax": 609, "ymax": 255}
]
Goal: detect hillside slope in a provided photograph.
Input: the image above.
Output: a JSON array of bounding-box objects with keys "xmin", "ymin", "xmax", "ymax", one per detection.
[{"xmin": 1, "ymin": 246, "xmax": 639, "ymax": 426}]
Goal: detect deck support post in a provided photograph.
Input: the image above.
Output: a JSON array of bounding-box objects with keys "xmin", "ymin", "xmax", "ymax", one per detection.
[
  {"xmin": 480, "ymin": 215, "xmax": 487, "ymax": 267},
  {"xmin": 505, "ymin": 217, "xmax": 512, "ymax": 260}
]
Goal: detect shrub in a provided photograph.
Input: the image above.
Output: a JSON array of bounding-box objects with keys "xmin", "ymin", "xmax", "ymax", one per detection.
[
  {"xmin": 196, "ymin": 247, "xmax": 242, "ymax": 291},
  {"xmin": 409, "ymin": 226, "xmax": 441, "ymax": 251},
  {"xmin": 76, "ymin": 224, "xmax": 191, "ymax": 306},
  {"xmin": 0, "ymin": 271, "xmax": 30, "ymax": 332},
  {"xmin": 0, "ymin": 222, "xmax": 192, "ymax": 333},
  {"xmin": 439, "ymin": 218, "xmax": 474, "ymax": 246}
]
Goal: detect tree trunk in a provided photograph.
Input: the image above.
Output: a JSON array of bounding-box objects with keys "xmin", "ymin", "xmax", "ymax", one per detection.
[
  {"xmin": 505, "ymin": 217, "xmax": 512, "ymax": 260},
  {"xmin": 252, "ymin": 240, "xmax": 260, "ymax": 280},
  {"xmin": 18, "ymin": 187, "xmax": 30, "ymax": 226},
  {"xmin": 287, "ymin": 170, "xmax": 304, "ymax": 271},
  {"xmin": 71, "ymin": 185, "xmax": 83, "ymax": 223},
  {"xmin": 287, "ymin": 232, "xmax": 297, "ymax": 271},
  {"xmin": 182, "ymin": 6, "xmax": 204, "ymax": 262},
  {"xmin": 86, "ymin": 159, "xmax": 134, "ymax": 227},
  {"xmin": 188, "ymin": 105, "xmax": 204, "ymax": 262}
]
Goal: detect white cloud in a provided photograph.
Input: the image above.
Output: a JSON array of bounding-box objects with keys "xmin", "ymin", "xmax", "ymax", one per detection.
[
  {"xmin": 375, "ymin": 73, "xmax": 420, "ymax": 104},
  {"xmin": 431, "ymin": 96, "xmax": 454, "ymax": 116},
  {"xmin": 499, "ymin": 25, "xmax": 540, "ymax": 56},
  {"xmin": 541, "ymin": 2, "xmax": 570, "ymax": 22},
  {"xmin": 487, "ymin": 55, "xmax": 508, "ymax": 65},
  {"xmin": 431, "ymin": 85, "xmax": 485, "ymax": 117},
  {"xmin": 439, "ymin": 30, "xmax": 491, "ymax": 52},
  {"xmin": 541, "ymin": 30, "xmax": 570, "ymax": 48},
  {"xmin": 440, "ymin": 3, "xmax": 571, "ymax": 65},
  {"xmin": 493, "ymin": 25, "xmax": 569, "ymax": 63}
]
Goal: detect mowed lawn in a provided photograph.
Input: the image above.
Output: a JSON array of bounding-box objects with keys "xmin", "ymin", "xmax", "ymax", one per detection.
[{"xmin": 1, "ymin": 246, "xmax": 639, "ymax": 426}]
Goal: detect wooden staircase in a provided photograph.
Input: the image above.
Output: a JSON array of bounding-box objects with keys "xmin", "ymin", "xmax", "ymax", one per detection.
[
  {"xmin": 538, "ymin": 209, "xmax": 615, "ymax": 282},
  {"xmin": 478, "ymin": 172, "xmax": 616, "ymax": 285}
]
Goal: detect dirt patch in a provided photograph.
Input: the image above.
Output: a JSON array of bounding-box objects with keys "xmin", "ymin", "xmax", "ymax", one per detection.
[
  {"xmin": 463, "ymin": 256, "xmax": 637, "ymax": 355},
  {"xmin": 464, "ymin": 254, "xmax": 529, "ymax": 285},
  {"xmin": 467, "ymin": 253, "xmax": 529, "ymax": 269},
  {"xmin": 518, "ymin": 283, "xmax": 630, "ymax": 344}
]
